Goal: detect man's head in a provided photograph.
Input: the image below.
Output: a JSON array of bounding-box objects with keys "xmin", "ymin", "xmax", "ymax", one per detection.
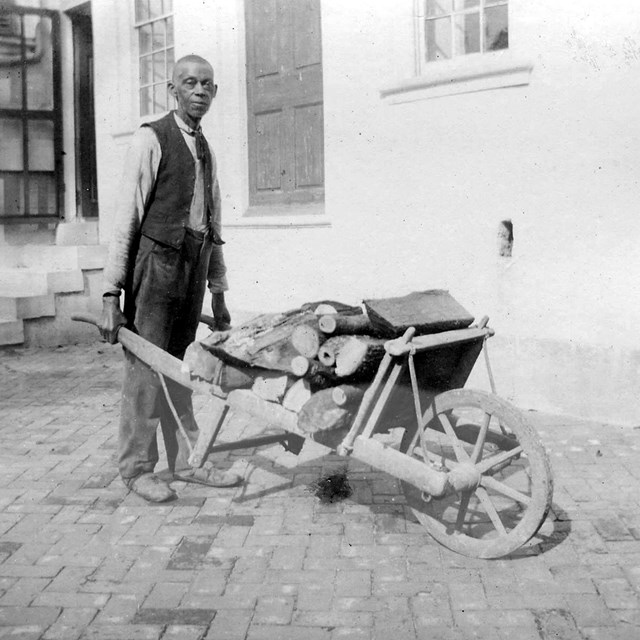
[{"xmin": 168, "ymin": 55, "xmax": 217, "ymax": 128}]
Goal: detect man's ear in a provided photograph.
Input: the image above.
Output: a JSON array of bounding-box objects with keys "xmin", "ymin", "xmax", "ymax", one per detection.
[{"xmin": 167, "ymin": 81, "xmax": 176, "ymax": 99}]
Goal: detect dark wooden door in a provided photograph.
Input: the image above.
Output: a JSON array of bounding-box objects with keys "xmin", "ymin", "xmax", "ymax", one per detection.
[{"xmin": 245, "ymin": 0, "xmax": 324, "ymax": 207}]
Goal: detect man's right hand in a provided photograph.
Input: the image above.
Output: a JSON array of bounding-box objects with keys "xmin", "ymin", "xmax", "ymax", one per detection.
[{"xmin": 99, "ymin": 294, "xmax": 127, "ymax": 344}]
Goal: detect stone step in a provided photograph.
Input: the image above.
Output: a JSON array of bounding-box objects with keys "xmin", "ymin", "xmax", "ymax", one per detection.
[
  {"xmin": 0, "ymin": 269, "xmax": 85, "ymax": 297},
  {"xmin": 0, "ymin": 269, "xmax": 49, "ymax": 297},
  {"xmin": 0, "ymin": 319, "xmax": 24, "ymax": 346},
  {"xmin": 0, "ymin": 245, "xmax": 108, "ymax": 271},
  {"xmin": 0, "ymin": 293, "xmax": 56, "ymax": 320}
]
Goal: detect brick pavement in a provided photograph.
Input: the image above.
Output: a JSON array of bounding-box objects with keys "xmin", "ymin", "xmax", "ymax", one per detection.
[{"xmin": 1, "ymin": 342, "xmax": 639, "ymax": 640}]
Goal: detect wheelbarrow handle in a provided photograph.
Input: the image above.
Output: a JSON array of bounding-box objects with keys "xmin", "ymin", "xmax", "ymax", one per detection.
[
  {"xmin": 71, "ymin": 313, "xmax": 100, "ymax": 327},
  {"xmin": 71, "ymin": 314, "xmax": 217, "ymax": 395}
]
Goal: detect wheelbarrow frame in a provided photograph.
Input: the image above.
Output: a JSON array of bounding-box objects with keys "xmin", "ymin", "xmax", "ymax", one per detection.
[{"xmin": 74, "ymin": 313, "xmax": 553, "ymax": 558}]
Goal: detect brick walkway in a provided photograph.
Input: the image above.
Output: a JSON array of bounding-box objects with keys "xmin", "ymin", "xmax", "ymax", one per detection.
[{"xmin": 1, "ymin": 342, "xmax": 639, "ymax": 640}]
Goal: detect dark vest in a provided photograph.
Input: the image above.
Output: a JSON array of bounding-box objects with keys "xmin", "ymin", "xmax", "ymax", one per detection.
[{"xmin": 140, "ymin": 112, "xmax": 222, "ymax": 248}]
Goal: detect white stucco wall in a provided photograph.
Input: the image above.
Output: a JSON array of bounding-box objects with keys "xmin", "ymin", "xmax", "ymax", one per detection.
[{"xmin": 91, "ymin": 0, "xmax": 640, "ymax": 424}]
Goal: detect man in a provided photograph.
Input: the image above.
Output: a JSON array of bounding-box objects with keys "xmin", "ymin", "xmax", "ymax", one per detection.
[{"xmin": 100, "ymin": 55, "xmax": 241, "ymax": 503}]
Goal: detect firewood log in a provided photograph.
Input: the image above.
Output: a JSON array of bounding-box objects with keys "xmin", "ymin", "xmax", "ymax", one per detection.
[
  {"xmin": 251, "ymin": 373, "xmax": 290, "ymax": 403},
  {"xmin": 291, "ymin": 323, "xmax": 325, "ymax": 359},
  {"xmin": 297, "ymin": 388, "xmax": 354, "ymax": 449},
  {"xmin": 282, "ymin": 378, "xmax": 312, "ymax": 412},
  {"xmin": 247, "ymin": 311, "xmax": 317, "ymax": 354},
  {"xmin": 331, "ymin": 384, "xmax": 367, "ymax": 407},
  {"xmin": 200, "ymin": 309, "xmax": 317, "ymax": 371},
  {"xmin": 182, "ymin": 341, "xmax": 255, "ymax": 390},
  {"xmin": 251, "ymin": 339, "xmax": 302, "ymax": 374},
  {"xmin": 290, "ymin": 357, "xmax": 338, "ymax": 391},
  {"xmin": 335, "ymin": 336, "xmax": 387, "ymax": 379},
  {"xmin": 291, "ymin": 356, "xmax": 333, "ymax": 378},
  {"xmin": 317, "ymin": 335, "xmax": 352, "ymax": 366},
  {"xmin": 318, "ymin": 313, "xmax": 374, "ymax": 336}
]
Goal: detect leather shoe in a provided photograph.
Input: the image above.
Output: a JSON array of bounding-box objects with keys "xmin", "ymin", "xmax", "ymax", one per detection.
[
  {"xmin": 127, "ymin": 473, "xmax": 176, "ymax": 503},
  {"xmin": 175, "ymin": 462, "xmax": 242, "ymax": 488}
]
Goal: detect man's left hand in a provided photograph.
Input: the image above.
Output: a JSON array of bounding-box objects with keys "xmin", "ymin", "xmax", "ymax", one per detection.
[{"xmin": 211, "ymin": 292, "xmax": 231, "ymax": 331}]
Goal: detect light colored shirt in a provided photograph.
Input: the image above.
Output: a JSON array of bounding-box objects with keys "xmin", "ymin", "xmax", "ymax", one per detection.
[{"xmin": 103, "ymin": 112, "xmax": 228, "ymax": 295}]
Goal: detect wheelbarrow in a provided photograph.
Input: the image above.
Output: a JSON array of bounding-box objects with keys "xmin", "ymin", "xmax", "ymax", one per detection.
[{"xmin": 73, "ymin": 313, "xmax": 553, "ymax": 559}]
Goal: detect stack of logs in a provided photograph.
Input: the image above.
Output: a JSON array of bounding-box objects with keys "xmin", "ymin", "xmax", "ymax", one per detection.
[{"xmin": 183, "ymin": 303, "xmax": 390, "ymax": 447}]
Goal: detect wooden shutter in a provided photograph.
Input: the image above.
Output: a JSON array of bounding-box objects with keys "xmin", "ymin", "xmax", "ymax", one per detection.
[{"xmin": 245, "ymin": 0, "xmax": 324, "ymax": 207}]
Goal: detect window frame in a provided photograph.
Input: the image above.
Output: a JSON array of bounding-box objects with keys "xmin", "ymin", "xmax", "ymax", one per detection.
[
  {"xmin": 381, "ymin": 0, "xmax": 531, "ymax": 104},
  {"xmin": 134, "ymin": 0, "xmax": 175, "ymax": 117},
  {"xmin": 417, "ymin": 0, "xmax": 509, "ymax": 70},
  {"xmin": 0, "ymin": 5, "xmax": 62, "ymax": 221}
]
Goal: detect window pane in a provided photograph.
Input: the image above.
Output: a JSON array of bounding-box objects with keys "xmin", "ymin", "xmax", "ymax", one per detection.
[
  {"xmin": 140, "ymin": 86, "xmax": 152, "ymax": 116},
  {"xmin": 0, "ymin": 11, "xmax": 22, "ymax": 108},
  {"xmin": 163, "ymin": 0, "xmax": 173, "ymax": 13},
  {"xmin": 148, "ymin": 0, "xmax": 163, "ymax": 19},
  {"xmin": 135, "ymin": 0, "xmax": 149, "ymax": 22},
  {"xmin": 454, "ymin": 0, "xmax": 479, "ymax": 9},
  {"xmin": 25, "ymin": 16, "xmax": 54, "ymax": 110},
  {"xmin": 454, "ymin": 11, "xmax": 480, "ymax": 56},
  {"xmin": 28, "ymin": 174, "xmax": 56, "ymax": 215},
  {"xmin": 426, "ymin": 17, "xmax": 451, "ymax": 61},
  {"xmin": 28, "ymin": 120, "xmax": 54, "ymax": 171},
  {"xmin": 166, "ymin": 16, "xmax": 174, "ymax": 46},
  {"xmin": 153, "ymin": 52, "xmax": 165, "ymax": 82},
  {"xmin": 0, "ymin": 174, "xmax": 25, "ymax": 217},
  {"xmin": 140, "ymin": 54, "xmax": 153, "ymax": 85},
  {"xmin": 138, "ymin": 24, "xmax": 152, "ymax": 54},
  {"xmin": 484, "ymin": 4, "xmax": 508, "ymax": 51},
  {"xmin": 152, "ymin": 19, "xmax": 165, "ymax": 51},
  {"xmin": 166, "ymin": 46, "xmax": 175, "ymax": 72},
  {"xmin": 0, "ymin": 119, "xmax": 24, "ymax": 171},
  {"xmin": 0, "ymin": 66, "xmax": 22, "ymax": 109},
  {"xmin": 484, "ymin": 0, "xmax": 506, "ymax": 6},
  {"xmin": 426, "ymin": 1, "xmax": 452, "ymax": 17}
]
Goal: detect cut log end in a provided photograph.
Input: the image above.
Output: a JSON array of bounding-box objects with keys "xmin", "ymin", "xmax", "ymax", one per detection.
[
  {"xmin": 291, "ymin": 324, "xmax": 323, "ymax": 359},
  {"xmin": 332, "ymin": 384, "xmax": 366, "ymax": 407},
  {"xmin": 318, "ymin": 315, "xmax": 338, "ymax": 334},
  {"xmin": 317, "ymin": 335, "xmax": 352, "ymax": 367},
  {"xmin": 291, "ymin": 355, "xmax": 311, "ymax": 377}
]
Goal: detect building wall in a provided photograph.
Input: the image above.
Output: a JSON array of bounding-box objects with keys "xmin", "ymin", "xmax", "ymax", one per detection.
[{"xmin": 91, "ymin": 0, "xmax": 640, "ymax": 425}]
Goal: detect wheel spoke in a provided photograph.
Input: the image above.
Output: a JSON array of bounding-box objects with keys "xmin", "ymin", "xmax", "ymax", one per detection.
[
  {"xmin": 476, "ymin": 445, "xmax": 523, "ymax": 474},
  {"xmin": 480, "ymin": 475, "xmax": 531, "ymax": 506},
  {"xmin": 470, "ymin": 411, "xmax": 491, "ymax": 464},
  {"xmin": 412, "ymin": 441, "xmax": 446, "ymax": 467},
  {"xmin": 437, "ymin": 412, "xmax": 469, "ymax": 462},
  {"xmin": 475, "ymin": 486, "xmax": 507, "ymax": 535},
  {"xmin": 455, "ymin": 490, "xmax": 473, "ymax": 531}
]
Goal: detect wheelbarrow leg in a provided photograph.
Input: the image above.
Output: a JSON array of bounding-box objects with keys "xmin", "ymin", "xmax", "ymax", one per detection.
[{"xmin": 188, "ymin": 397, "xmax": 230, "ymax": 468}]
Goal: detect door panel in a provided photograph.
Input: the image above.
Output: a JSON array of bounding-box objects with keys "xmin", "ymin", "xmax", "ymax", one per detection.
[
  {"xmin": 293, "ymin": 0, "xmax": 321, "ymax": 69},
  {"xmin": 294, "ymin": 103, "xmax": 323, "ymax": 188},
  {"xmin": 255, "ymin": 110, "xmax": 283, "ymax": 191},
  {"xmin": 246, "ymin": 0, "xmax": 324, "ymax": 206}
]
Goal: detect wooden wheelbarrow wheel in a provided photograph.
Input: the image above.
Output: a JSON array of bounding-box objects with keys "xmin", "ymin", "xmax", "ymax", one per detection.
[{"xmin": 400, "ymin": 389, "xmax": 553, "ymax": 559}]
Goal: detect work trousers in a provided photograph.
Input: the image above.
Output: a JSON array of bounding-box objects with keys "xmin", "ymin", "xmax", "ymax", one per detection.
[{"xmin": 119, "ymin": 229, "xmax": 212, "ymax": 481}]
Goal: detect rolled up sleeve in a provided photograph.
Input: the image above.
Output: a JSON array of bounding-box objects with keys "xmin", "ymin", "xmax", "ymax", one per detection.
[
  {"xmin": 102, "ymin": 128, "xmax": 160, "ymax": 294},
  {"xmin": 207, "ymin": 153, "xmax": 229, "ymax": 293}
]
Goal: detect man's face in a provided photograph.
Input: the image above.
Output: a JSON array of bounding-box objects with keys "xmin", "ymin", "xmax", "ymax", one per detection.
[{"xmin": 169, "ymin": 60, "xmax": 217, "ymax": 127}]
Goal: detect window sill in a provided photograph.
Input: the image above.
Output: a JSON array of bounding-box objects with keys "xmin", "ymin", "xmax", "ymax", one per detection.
[
  {"xmin": 226, "ymin": 202, "xmax": 330, "ymax": 230},
  {"xmin": 381, "ymin": 53, "xmax": 533, "ymax": 104}
]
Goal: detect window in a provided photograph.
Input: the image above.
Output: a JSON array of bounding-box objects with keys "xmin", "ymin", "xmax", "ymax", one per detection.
[
  {"xmin": 0, "ymin": 6, "xmax": 61, "ymax": 219},
  {"xmin": 381, "ymin": 0, "xmax": 525, "ymax": 103},
  {"xmin": 421, "ymin": 0, "xmax": 508, "ymax": 63},
  {"xmin": 134, "ymin": 0, "xmax": 174, "ymax": 116}
]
